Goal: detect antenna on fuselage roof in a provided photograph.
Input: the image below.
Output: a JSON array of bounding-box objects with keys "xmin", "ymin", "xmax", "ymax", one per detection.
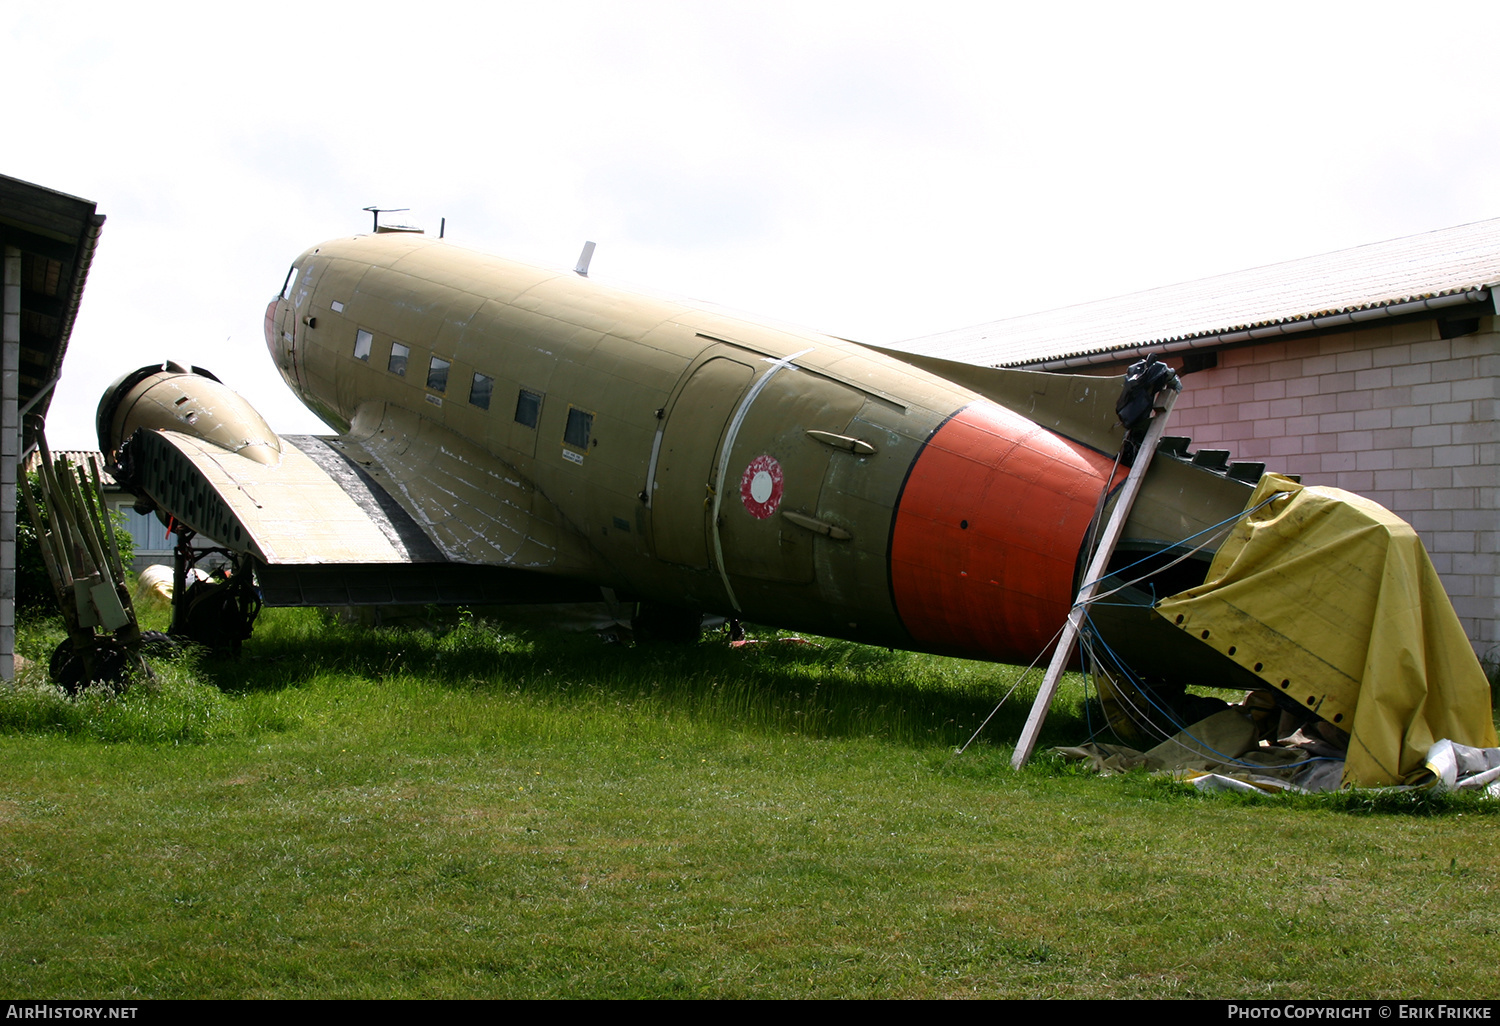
[
  {"xmin": 574, "ymin": 240, "xmax": 596, "ymax": 277},
  {"xmin": 361, "ymin": 205, "xmax": 411, "ymax": 233}
]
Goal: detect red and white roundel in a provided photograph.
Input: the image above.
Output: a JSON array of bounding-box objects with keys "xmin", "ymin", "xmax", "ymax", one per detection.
[{"xmin": 739, "ymin": 455, "xmax": 784, "ymax": 519}]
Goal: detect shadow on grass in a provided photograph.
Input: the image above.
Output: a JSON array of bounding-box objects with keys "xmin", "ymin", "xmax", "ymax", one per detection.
[{"xmin": 193, "ymin": 608, "xmax": 1090, "ymax": 752}]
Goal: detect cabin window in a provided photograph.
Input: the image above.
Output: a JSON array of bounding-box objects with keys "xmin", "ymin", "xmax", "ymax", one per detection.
[
  {"xmin": 353, "ymin": 329, "xmax": 372, "ymax": 361},
  {"xmin": 427, "ymin": 356, "xmax": 450, "ymax": 393},
  {"xmin": 564, "ymin": 407, "xmax": 593, "ymax": 449},
  {"xmin": 469, "ymin": 373, "xmax": 493, "ymax": 410},
  {"xmin": 388, "ymin": 342, "xmax": 409, "ymax": 376},
  {"xmin": 515, "ymin": 389, "xmax": 542, "ymax": 428}
]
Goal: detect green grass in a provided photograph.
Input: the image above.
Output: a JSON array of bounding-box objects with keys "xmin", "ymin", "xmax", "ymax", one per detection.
[{"xmin": 2, "ymin": 609, "xmax": 1497, "ymax": 999}]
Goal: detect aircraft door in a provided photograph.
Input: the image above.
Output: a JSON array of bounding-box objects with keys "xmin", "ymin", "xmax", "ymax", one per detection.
[
  {"xmin": 717, "ymin": 371, "xmax": 864, "ymax": 584},
  {"xmin": 275, "ymin": 258, "xmax": 322, "ymax": 393},
  {"xmin": 650, "ymin": 353, "xmax": 754, "ymax": 567}
]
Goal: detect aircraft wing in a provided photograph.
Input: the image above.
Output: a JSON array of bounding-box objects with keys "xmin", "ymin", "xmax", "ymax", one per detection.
[
  {"xmin": 129, "ymin": 428, "xmax": 419, "ymax": 565},
  {"xmin": 335, "ymin": 400, "xmax": 598, "ymax": 572},
  {"xmin": 106, "ymin": 367, "xmax": 606, "ymax": 608}
]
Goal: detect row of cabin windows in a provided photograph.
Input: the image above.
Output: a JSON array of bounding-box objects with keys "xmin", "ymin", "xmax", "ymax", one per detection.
[
  {"xmin": 355, "ymin": 330, "xmax": 489, "ymax": 409},
  {"xmin": 352, "ymin": 329, "xmax": 590, "ymax": 447}
]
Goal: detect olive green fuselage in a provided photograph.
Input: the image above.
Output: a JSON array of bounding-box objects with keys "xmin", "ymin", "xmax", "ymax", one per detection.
[
  {"xmin": 268, "ymin": 233, "xmax": 974, "ymax": 649},
  {"xmin": 238, "ymin": 232, "xmax": 1258, "ymax": 675}
]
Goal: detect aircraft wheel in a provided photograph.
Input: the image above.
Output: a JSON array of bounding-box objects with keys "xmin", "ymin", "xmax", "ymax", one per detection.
[
  {"xmin": 48, "ymin": 638, "xmax": 149, "ymax": 694},
  {"xmin": 179, "ymin": 574, "xmax": 261, "ymax": 653}
]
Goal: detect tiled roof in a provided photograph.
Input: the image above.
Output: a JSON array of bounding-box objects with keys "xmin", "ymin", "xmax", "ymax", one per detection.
[{"xmin": 899, "ymin": 217, "xmax": 1500, "ymax": 369}]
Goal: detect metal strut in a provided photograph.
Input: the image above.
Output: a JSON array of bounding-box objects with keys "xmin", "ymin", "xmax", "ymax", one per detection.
[{"xmin": 1011, "ymin": 374, "xmax": 1182, "ymax": 769}]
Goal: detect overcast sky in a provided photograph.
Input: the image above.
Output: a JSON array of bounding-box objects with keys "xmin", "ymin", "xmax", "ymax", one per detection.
[{"xmin": 12, "ymin": 1, "xmax": 1500, "ymax": 449}]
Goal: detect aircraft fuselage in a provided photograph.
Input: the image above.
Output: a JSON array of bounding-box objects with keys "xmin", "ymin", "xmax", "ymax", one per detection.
[{"xmin": 262, "ymin": 233, "xmax": 1129, "ymax": 663}]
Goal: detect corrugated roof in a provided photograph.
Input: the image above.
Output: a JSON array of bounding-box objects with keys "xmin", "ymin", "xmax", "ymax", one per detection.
[
  {"xmin": 898, "ymin": 217, "xmax": 1500, "ymax": 369},
  {"xmin": 0, "ymin": 173, "xmax": 105, "ymax": 445}
]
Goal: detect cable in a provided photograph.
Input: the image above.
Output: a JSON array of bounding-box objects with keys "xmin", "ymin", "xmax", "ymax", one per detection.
[
  {"xmin": 1073, "ymin": 490, "xmax": 1289, "ymax": 604},
  {"xmin": 953, "ymin": 491, "xmax": 1298, "ymax": 768},
  {"xmin": 948, "ymin": 620, "xmax": 1070, "ymax": 762},
  {"xmin": 1080, "ymin": 609, "xmax": 1329, "ymax": 772}
]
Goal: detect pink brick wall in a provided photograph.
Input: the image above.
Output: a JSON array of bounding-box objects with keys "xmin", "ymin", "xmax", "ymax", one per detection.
[{"xmin": 1168, "ymin": 316, "xmax": 1500, "ymax": 653}]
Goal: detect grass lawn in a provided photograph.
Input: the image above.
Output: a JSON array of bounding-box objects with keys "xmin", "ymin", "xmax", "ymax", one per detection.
[{"xmin": 2, "ymin": 609, "xmax": 1496, "ymax": 999}]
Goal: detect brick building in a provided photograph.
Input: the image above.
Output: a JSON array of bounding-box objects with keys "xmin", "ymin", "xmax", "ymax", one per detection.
[{"xmin": 902, "ymin": 219, "xmax": 1500, "ymax": 656}]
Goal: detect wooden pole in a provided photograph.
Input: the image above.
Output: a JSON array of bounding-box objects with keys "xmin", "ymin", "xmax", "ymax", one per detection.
[
  {"xmin": 1011, "ymin": 383, "xmax": 1181, "ymax": 770},
  {"xmin": 86, "ymin": 459, "xmax": 126, "ymax": 582}
]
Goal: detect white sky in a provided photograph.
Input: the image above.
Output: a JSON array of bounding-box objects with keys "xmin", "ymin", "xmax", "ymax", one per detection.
[{"xmin": 11, "ymin": 1, "xmax": 1500, "ymax": 449}]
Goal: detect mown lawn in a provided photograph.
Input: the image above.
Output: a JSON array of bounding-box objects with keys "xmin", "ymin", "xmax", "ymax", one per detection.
[{"xmin": 2, "ymin": 610, "xmax": 1496, "ymax": 999}]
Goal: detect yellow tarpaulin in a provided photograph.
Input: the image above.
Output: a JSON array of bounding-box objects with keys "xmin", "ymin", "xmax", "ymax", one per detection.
[{"xmin": 1155, "ymin": 473, "xmax": 1497, "ymax": 787}]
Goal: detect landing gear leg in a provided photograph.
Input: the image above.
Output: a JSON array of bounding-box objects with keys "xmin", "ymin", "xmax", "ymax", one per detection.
[{"xmin": 170, "ymin": 527, "xmax": 262, "ymax": 653}]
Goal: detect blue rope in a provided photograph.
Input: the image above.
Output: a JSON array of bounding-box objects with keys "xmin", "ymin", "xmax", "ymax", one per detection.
[
  {"xmin": 1076, "ymin": 491, "xmax": 1287, "ymax": 597},
  {"xmin": 1080, "ymin": 609, "xmax": 1330, "ymax": 772}
]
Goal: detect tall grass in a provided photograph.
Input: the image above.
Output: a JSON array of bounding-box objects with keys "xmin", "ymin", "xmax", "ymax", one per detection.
[
  {"xmin": 5, "ymin": 608, "xmax": 1058, "ymax": 758},
  {"xmin": 4, "ymin": 615, "xmax": 292, "ymax": 743},
  {"xmin": 93, "ymin": 607, "xmax": 1073, "ymax": 752}
]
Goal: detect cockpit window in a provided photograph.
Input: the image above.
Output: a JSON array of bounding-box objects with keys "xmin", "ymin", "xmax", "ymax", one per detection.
[
  {"xmin": 279, "ymin": 265, "xmax": 299, "ymax": 302},
  {"xmin": 353, "ymin": 329, "xmax": 372, "ymax": 361},
  {"xmin": 388, "ymin": 342, "xmax": 410, "ymax": 376}
]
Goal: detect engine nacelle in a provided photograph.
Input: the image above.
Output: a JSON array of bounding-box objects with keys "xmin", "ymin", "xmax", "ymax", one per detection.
[
  {"xmin": 96, "ymin": 362, "xmax": 281, "ymax": 469},
  {"xmin": 95, "ymin": 363, "xmax": 283, "ymax": 555}
]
